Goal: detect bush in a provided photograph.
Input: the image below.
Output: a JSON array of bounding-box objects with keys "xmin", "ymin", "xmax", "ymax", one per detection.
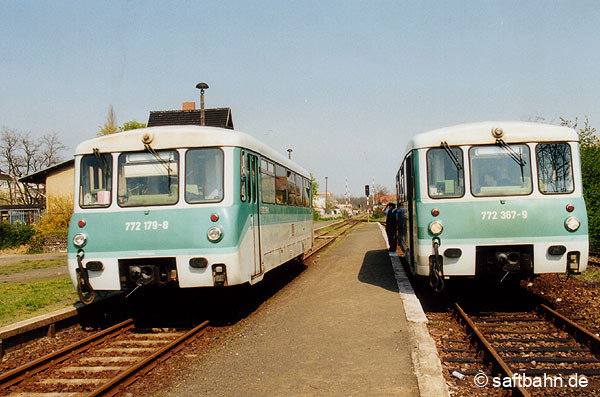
[
  {"xmin": 35, "ymin": 196, "xmax": 73, "ymax": 235},
  {"xmin": 581, "ymin": 145, "xmax": 600, "ymax": 251},
  {"xmin": 0, "ymin": 222, "xmax": 35, "ymax": 249},
  {"xmin": 312, "ymin": 209, "xmax": 320, "ymax": 221},
  {"xmin": 27, "ymin": 231, "xmax": 67, "ymax": 254}
]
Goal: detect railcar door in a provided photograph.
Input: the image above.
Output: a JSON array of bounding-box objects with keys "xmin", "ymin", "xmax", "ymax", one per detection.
[
  {"xmin": 406, "ymin": 152, "xmax": 417, "ymax": 272},
  {"xmin": 248, "ymin": 153, "xmax": 263, "ymax": 277}
]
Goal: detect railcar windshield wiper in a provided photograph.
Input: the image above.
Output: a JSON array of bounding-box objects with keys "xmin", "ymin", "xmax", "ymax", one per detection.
[
  {"xmin": 144, "ymin": 143, "xmax": 174, "ymax": 189},
  {"xmin": 92, "ymin": 147, "xmax": 111, "ymax": 185},
  {"xmin": 495, "ymin": 138, "xmax": 526, "ymax": 179},
  {"xmin": 440, "ymin": 141, "xmax": 462, "ymax": 170}
]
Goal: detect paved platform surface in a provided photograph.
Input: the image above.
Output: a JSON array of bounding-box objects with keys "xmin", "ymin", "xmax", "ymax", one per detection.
[{"xmin": 170, "ymin": 222, "xmax": 420, "ymax": 396}]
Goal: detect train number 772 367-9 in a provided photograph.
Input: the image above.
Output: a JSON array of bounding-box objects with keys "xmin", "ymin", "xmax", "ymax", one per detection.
[{"xmin": 481, "ymin": 210, "xmax": 528, "ymax": 220}]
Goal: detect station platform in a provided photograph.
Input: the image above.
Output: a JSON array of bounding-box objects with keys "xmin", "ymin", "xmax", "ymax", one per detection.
[{"xmin": 170, "ymin": 222, "xmax": 448, "ymax": 396}]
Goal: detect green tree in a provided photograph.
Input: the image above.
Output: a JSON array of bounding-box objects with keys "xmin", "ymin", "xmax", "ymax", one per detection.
[
  {"xmin": 97, "ymin": 105, "xmax": 146, "ymax": 136},
  {"xmin": 310, "ymin": 173, "xmax": 319, "ymax": 201},
  {"xmin": 561, "ymin": 116, "xmax": 600, "ymax": 250},
  {"xmin": 310, "ymin": 174, "xmax": 320, "ymax": 220},
  {"xmin": 121, "ymin": 120, "xmax": 146, "ymax": 131}
]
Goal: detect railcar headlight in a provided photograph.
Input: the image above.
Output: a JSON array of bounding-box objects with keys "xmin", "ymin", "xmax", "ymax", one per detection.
[
  {"xmin": 429, "ymin": 221, "xmax": 443, "ymax": 235},
  {"xmin": 207, "ymin": 226, "xmax": 223, "ymax": 242},
  {"xmin": 565, "ymin": 217, "xmax": 580, "ymax": 232},
  {"xmin": 73, "ymin": 233, "xmax": 87, "ymax": 248}
]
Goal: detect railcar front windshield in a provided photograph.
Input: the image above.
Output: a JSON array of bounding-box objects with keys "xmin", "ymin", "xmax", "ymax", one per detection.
[
  {"xmin": 536, "ymin": 143, "xmax": 574, "ymax": 194},
  {"xmin": 470, "ymin": 144, "xmax": 532, "ymax": 197},
  {"xmin": 118, "ymin": 150, "xmax": 179, "ymax": 207},
  {"xmin": 80, "ymin": 153, "xmax": 112, "ymax": 208},
  {"xmin": 427, "ymin": 147, "xmax": 465, "ymax": 198},
  {"xmin": 185, "ymin": 148, "xmax": 224, "ymax": 203}
]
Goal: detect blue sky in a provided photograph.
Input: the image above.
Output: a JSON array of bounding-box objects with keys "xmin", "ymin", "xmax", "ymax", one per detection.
[{"xmin": 2, "ymin": 1, "xmax": 600, "ymax": 196}]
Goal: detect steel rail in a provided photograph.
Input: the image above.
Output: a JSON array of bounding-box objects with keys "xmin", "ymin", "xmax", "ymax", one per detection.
[
  {"xmin": 453, "ymin": 303, "xmax": 531, "ymax": 397},
  {"xmin": 313, "ymin": 219, "xmax": 348, "ymax": 233},
  {"xmin": 537, "ymin": 303, "xmax": 600, "ymax": 355},
  {"xmin": 88, "ymin": 320, "xmax": 210, "ymax": 397},
  {"xmin": 305, "ymin": 220, "xmax": 359, "ymax": 260},
  {"xmin": 0, "ymin": 318, "xmax": 135, "ymax": 389}
]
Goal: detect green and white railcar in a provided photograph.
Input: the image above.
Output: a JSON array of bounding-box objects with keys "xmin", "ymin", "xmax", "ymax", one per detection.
[
  {"xmin": 67, "ymin": 126, "xmax": 313, "ymax": 303},
  {"xmin": 396, "ymin": 122, "xmax": 588, "ymax": 290}
]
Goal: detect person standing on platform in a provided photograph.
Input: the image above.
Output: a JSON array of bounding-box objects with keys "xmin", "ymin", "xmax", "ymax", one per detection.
[{"xmin": 384, "ymin": 203, "xmax": 398, "ymax": 252}]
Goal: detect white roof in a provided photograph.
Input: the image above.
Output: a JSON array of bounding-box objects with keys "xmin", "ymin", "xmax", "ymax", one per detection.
[
  {"xmin": 407, "ymin": 121, "xmax": 579, "ymax": 151},
  {"xmin": 75, "ymin": 126, "xmax": 309, "ymax": 176}
]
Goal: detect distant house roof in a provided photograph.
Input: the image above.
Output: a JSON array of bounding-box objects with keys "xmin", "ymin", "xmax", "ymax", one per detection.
[
  {"xmin": 19, "ymin": 159, "xmax": 74, "ymax": 185},
  {"xmin": 147, "ymin": 108, "xmax": 234, "ymax": 129}
]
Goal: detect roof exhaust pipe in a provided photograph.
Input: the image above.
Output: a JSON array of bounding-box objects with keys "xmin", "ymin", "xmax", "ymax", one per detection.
[{"xmin": 196, "ymin": 82, "xmax": 209, "ymax": 126}]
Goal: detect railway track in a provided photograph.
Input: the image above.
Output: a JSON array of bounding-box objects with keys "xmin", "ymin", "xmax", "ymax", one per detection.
[
  {"xmin": 1, "ymin": 219, "xmax": 362, "ymax": 396},
  {"xmin": 431, "ymin": 301, "xmax": 600, "ymax": 396},
  {"xmin": 0, "ymin": 319, "xmax": 209, "ymax": 396},
  {"xmin": 307, "ymin": 218, "xmax": 360, "ymax": 259}
]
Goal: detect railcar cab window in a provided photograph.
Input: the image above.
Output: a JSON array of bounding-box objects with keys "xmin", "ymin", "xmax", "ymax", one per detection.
[
  {"xmin": 80, "ymin": 153, "xmax": 112, "ymax": 208},
  {"xmin": 117, "ymin": 150, "xmax": 179, "ymax": 207},
  {"xmin": 185, "ymin": 148, "xmax": 223, "ymax": 203},
  {"xmin": 426, "ymin": 147, "xmax": 464, "ymax": 198},
  {"xmin": 536, "ymin": 143, "xmax": 574, "ymax": 194},
  {"xmin": 469, "ymin": 144, "xmax": 532, "ymax": 197}
]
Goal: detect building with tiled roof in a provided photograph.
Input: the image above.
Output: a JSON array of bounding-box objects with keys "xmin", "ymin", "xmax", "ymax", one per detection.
[{"xmin": 147, "ymin": 103, "xmax": 233, "ymax": 129}]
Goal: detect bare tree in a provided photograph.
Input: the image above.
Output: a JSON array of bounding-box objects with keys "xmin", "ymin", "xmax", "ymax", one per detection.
[
  {"xmin": 373, "ymin": 184, "xmax": 389, "ymax": 204},
  {"xmin": 40, "ymin": 133, "xmax": 67, "ymax": 167},
  {"xmin": 0, "ymin": 127, "xmax": 65, "ymax": 205},
  {"xmin": 561, "ymin": 116, "xmax": 598, "ymax": 148}
]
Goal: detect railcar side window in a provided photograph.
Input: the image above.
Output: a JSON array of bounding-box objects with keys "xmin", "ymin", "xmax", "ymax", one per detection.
[
  {"xmin": 287, "ymin": 171, "xmax": 299, "ymax": 206},
  {"xmin": 240, "ymin": 150, "xmax": 247, "ymax": 202},
  {"xmin": 275, "ymin": 164, "xmax": 287, "ymax": 204},
  {"xmin": 185, "ymin": 148, "xmax": 224, "ymax": 203},
  {"xmin": 426, "ymin": 148, "xmax": 464, "ymax": 198},
  {"xmin": 303, "ymin": 178, "xmax": 311, "ymax": 207},
  {"xmin": 469, "ymin": 144, "xmax": 532, "ymax": 197},
  {"xmin": 80, "ymin": 153, "xmax": 113, "ymax": 208},
  {"xmin": 117, "ymin": 150, "xmax": 179, "ymax": 207},
  {"xmin": 260, "ymin": 159, "xmax": 276, "ymax": 204},
  {"xmin": 536, "ymin": 143, "xmax": 574, "ymax": 194}
]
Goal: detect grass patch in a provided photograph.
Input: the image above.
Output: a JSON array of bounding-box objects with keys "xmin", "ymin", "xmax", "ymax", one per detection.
[
  {"xmin": 575, "ymin": 264, "xmax": 600, "ymax": 286},
  {"xmin": 0, "ymin": 259, "xmax": 66, "ymax": 276},
  {"xmin": 0, "ymin": 276, "xmax": 78, "ymax": 327}
]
